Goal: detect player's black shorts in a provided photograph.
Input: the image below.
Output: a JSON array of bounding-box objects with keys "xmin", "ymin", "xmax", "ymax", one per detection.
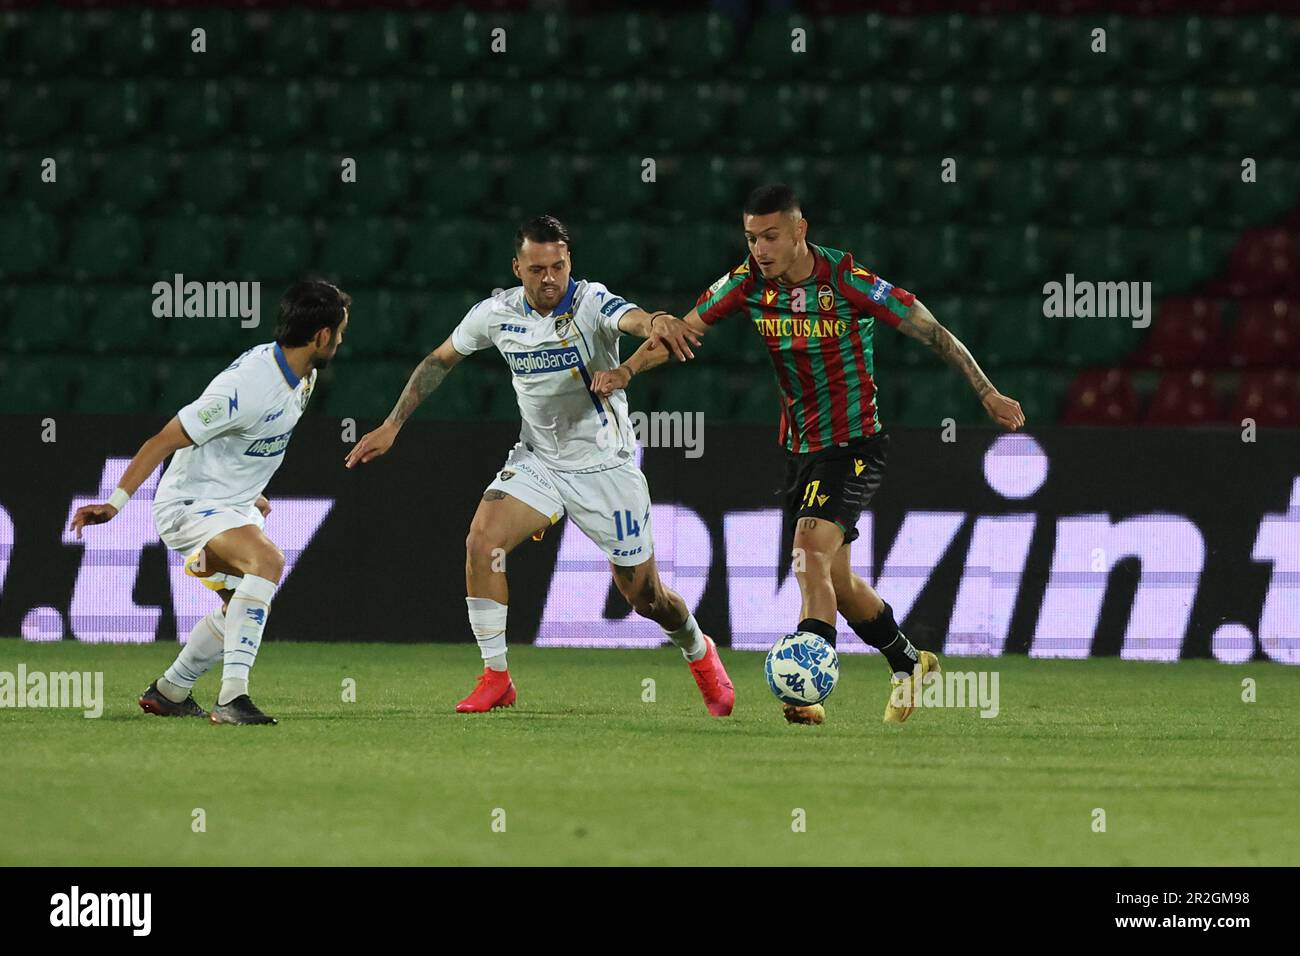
[{"xmin": 782, "ymin": 430, "xmax": 889, "ymax": 546}]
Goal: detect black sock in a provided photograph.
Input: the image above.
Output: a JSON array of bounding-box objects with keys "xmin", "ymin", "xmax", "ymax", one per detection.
[
  {"xmin": 847, "ymin": 602, "xmax": 920, "ymax": 675},
  {"xmin": 797, "ymin": 617, "xmax": 837, "ymax": 646}
]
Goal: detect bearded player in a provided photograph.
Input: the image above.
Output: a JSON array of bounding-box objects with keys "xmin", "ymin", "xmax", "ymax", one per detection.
[
  {"xmin": 70, "ymin": 279, "xmax": 351, "ymax": 725},
  {"xmin": 593, "ymin": 184, "xmax": 1025, "ymax": 726},
  {"xmin": 344, "ymin": 215, "xmax": 734, "ymax": 717}
]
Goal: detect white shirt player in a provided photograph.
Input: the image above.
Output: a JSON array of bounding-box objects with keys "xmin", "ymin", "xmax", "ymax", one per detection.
[
  {"xmin": 451, "ymin": 278, "xmax": 638, "ymax": 472},
  {"xmin": 155, "ymin": 342, "xmax": 317, "ymax": 510}
]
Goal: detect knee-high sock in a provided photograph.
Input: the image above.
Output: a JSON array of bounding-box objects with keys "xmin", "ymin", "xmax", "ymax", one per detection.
[
  {"xmin": 220, "ymin": 574, "xmax": 276, "ymax": 705},
  {"xmin": 158, "ymin": 608, "xmax": 226, "ymax": 702},
  {"xmin": 467, "ymin": 597, "xmax": 508, "ymax": 671},
  {"xmin": 664, "ymin": 612, "xmax": 707, "ymax": 662}
]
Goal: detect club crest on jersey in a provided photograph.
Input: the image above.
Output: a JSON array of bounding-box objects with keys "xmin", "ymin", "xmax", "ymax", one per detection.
[
  {"xmin": 818, "ymin": 284, "xmax": 836, "ymax": 311},
  {"xmin": 298, "ymin": 373, "xmax": 316, "ymax": 411},
  {"xmin": 554, "ymin": 313, "xmax": 575, "ymax": 337},
  {"xmin": 499, "ymin": 469, "xmax": 515, "ymax": 481},
  {"xmin": 763, "ymin": 288, "xmax": 778, "ymax": 306}
]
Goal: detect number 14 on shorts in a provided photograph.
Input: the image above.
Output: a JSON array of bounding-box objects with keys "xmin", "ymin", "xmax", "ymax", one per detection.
[{"xmin": 612, "ymin": 509, "xmax": 641, "ymax": 540}]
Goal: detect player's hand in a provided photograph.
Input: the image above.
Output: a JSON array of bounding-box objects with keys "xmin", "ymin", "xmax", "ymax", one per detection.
[
  {"xmin": 983, "ymin": 391, "xmax": 1026, "ymax": 430},
  {"xmin": 69, "ymin": 503, "xmax": 119, "ymax": 539},
  {"xmin": 650, "ymin": 313, "xmax": 701, "ymax": 362},
  {"xmin": 345, "ymin": 421, "xmax": 399, "ymax": 468},
  {"xmin": 590, "ymin": 365, "xmax": 632, "ymax": 398},
  {"xmin": 254, "ymin": 495, "xmax": 272, "ymax": 518}
]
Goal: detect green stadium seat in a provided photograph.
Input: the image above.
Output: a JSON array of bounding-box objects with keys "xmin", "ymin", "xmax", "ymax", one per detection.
[
  {"xmin": 241, "ymin": 81, "xmax": 313, "ymax": 147},
  {"xmin": 10, "ymin": 286, "xmax": 82, "ymax": 353},
  {"xmin": 318, "ymin": 218, "xmax": 397, "ymax": 286},
  {"xmin": 157, "ymin": 81, "xmax": 234, "ymax": 145},
  {"xmin": 1062, "ymin": 316, "xmax": 1141, "ymax": 368},
  {"xmin": 1068, "ymin": 160, "xmax": 1134, "ymax": 227},
  {"xmin": 1149, "ymin": 228, "xmax": 1232, "ymax": 297},
  {"xmin": 338, "ymin": 149, "xmax": 411, "ymax": 214},
  {"xmin": 324, "ymin": 360, "xmax": 413, "ymax": 421},
  {"xmin": 404, "ymin": 221, "xmax": 486, "ymax": 287},
  {"xmin": 175, "ymin": 150, "xmax": 247, "ymax": 214},
  {"xmin": 69, "ymin": 214, "xmax": 144, "ymax": 281},
  {"xmin": 982, "ymin": 226, "xmax": 1049, "ymax": 295},
  {"xmin": 899, "ymin": 155, "xmax": 971, "ymax": 225},
  {"xmin": 731, "ymin": 382, "xmax": 782, "ymax": 426},
  {"xmin": 1145, "ymin": 158, "xmax": 1221, "ymax": 228},
  {"xmin": 495, "ymin": 13, "xmax": 571, "ymax": 79},
  {"xmin": 73, "ymin": 358, "xmax": 156, "ymax": 415},
  {"xmin": 647, "ymin": 82, "xmax": 730, "ymax": 152},
  {"xmin": 0, "ymin": 81, "xmax": 70, "ymax": 145},
  {"xmin": 980, "ymin": 303, "xmax": 1061, "ymax": 367},
  {"xmin": 497, "ymin": 155, "xmax": 576, "ymax": 218},
  {"xmin": 254, "ymin": 10, "xmax": 329, "ymax": 78},
  {"xmin": 895, "ymin": 369, "xmax": 982, "ymax": 426},
  {"xmin": 985, "ymin": 157, "xmax": 1050, "ymax": 225},
  {"xmin": 656, "ymin": 224, "xmax": 736, "ymax": 296},
  {"xmin": 480, "ymin": 80, "xmax": 575, "ymax": 149},
  {"xmin": 418, "ymin": 9, "xmax": 485, "ymax": 78},
  {"xmin": 80, "ymin": 80, "xmax": 153, "ymax": 145},
  {"xmin": 232, "ymin": 216, "xmax": 313, "ymax": 279},
  {"xmin": 661, "ymin": 12, "xmax": 733, "ymax": 78},
  {"xmin": 573, "ymin": 223, "xmax": 643, "ymax": 290},
  {"xmin": 97, "ymin": 10, "xmax": 165, "ymax": 76},
  {"xmin": 734, "ymin": 83, "xmax": 814, "ymax": 154},
  {"xmin": 1142, "ymin": 16, "xmax": 1213, "ymax": 82},
  {"xmin": 660, "ymin": 154, "xmax": 743, "ymax": 223},
  {"xmin": 405, "ymin": 82, "xmax": 481, "ymax": 148},
  {"xmin": 975, "ymin": 86, "xmax": 1045, "ymax": 152},
  {"xmin": 1055, "ymin": 86, "xmax": 1129, "ymax": 155},
  {"xmin": 569, "ymin": 83, "xmax": 642, "ymax": 151},
  {"xmin": 976, "ymin": 15, "xmax": 1046, "ymax": 82},
  {"xmin": 319, "ymin": 81, "xmax": 400, "ymax": 147},
  {"xmin": 1222, "ymin": 88, "xmax": 1296, "ymax": 152},
  {"xmin": 148, "ymin": 215, "xmax": 228, "ymax": 278},
  {"xmin": 484, "ymin": 369, "xmax": 521, "ymax": 422},
  {"xmin": 896, "ymin": 85, "xmax": 969, "ymax": 150},
  {"xmin": 1141, "ymin": 87, "xmax": 1206, "ymax": 153},
  {"xmin": 84, "ymin": 287, "xmax": 159, "ymax": 356},
  {"xmin": 813, "ymin": 85, "xmax": 883, "ymax": 152},
  {"xmin": 582, "ymin": 155, "xmax": 653, "ymax": 220},
  {"xmin": 995, "ymin": 368, "xmax": 1069, "ymax": 425},
  {"xmin": 0, "ymin": 358, "xmax": 75, "ymax": 413},
  {"xmin": 156, "ymin": 359, "xmax": 223, "ymax": 414},
  {"xmin": 1227, "ymin": 159, "xmax": 1300, "ymax": 227},
  {"xmin": 0, "ymin": 205, "xmax": 59, "ymax": 279},
  {"xmin": 8, "ymin": 10, "xmax": 89, "ymax": 77},
  {"xmin": 576, "ymin": 13, "xmax": 659, "ymax": 78},
  {"xmin": 340, "ymin": 289, "xmax": 408, "ymax": 358},
  {"xmin": 97, "ymin": 147, "xmax": 168, "ymax": 212},
  {"xmin": 417, "ymin": 153, "xmax": 493, "ymax": 217},
  {"xmin": 1047, "ymin": 15, "xmax": 1125, "ymax": 84},
  {"xmin": 338, "ymin": 12, "xmax": 412, "ymax": 75},
  {"xmin": 162, "ymin": 8, "xmax": 241, "ymax": 77},
  {"xmin": 259, "ymin": 150, "xmax": 329, "ymax": 215},
  {"xmin": 1227, "ymin": 15, "xmax": 1294, "ymax": 81},
  {"xmin": 909, "ymin": 15, "xmax": 974, "ymax": 81},
  {"xmin": 744, "ymin": 13, "xmax": 816, "ymax": 79}
]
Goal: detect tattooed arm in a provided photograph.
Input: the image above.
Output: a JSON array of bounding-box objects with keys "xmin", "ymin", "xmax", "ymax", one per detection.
[
  {"xmin": 344, "ymin": 335, "xmax": 466, "ymax": 467},
  {"xmin": 897, "ymin": 299, "xmax": 1026, "ymax": 430}
]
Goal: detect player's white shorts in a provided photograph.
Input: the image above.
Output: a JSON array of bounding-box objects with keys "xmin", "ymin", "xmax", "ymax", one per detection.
[
  {"xmin": 154, "ymin": 498, "xmax": 265, "ymax": 557},
  {"xmin": 486, "ymin": 443, "xmax": 653, "ymax": 567}
]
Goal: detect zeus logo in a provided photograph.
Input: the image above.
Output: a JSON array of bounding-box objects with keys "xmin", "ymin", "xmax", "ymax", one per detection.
[
  {"xmin": 244, "ymin": 431, "xmax": 293, "ymax": 457},
  {"xmin": 495, "ymin": 324, "xmax": 527, "ymax": 333},
  {"xmin": 505, "ymin": 347, "xmax": 582, "ymax": 375}
]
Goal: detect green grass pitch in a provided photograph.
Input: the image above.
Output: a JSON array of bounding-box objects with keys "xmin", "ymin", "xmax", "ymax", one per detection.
[{"xmin": 1, "ymin": 637, "xmax": 1296, "ymax": 866}]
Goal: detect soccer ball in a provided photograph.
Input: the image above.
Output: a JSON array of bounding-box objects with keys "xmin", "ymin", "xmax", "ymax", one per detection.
[{"xmin": 765, "ymin": 632, "xmax": 840, "ymax": 706}]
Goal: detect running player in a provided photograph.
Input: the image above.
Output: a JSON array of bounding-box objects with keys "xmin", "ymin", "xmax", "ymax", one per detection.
[
  {"xmin": 593, "ymin": 184, "xmax": 1025, "ymax": 725},
  {"xmin": 344, "ymin": 216, "xmax": 734, "ymax": 717},
  {"xmin": 70, "ymin": 279, "xmax": 352, "ymax": 725}
]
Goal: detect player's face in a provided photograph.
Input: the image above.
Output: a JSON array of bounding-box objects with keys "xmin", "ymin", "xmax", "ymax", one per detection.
[
  {"xmin": 513, "ymin": 241, "xmax": 571, "ymax": 313},
  {"xmin": 743, "ymin": 211, "xmax": 806, "ymax": 279},
  {"xmin": 313, "ymin": 312, "xmax": 348, "ymax": 370}
]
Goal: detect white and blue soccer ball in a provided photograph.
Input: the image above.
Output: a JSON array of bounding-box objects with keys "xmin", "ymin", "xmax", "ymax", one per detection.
[{"xmin": 765, "ymin": 632, "xmax": 840, "ymax": 706}]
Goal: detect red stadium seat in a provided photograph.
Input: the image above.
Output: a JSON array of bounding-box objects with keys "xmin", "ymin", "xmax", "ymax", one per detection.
[
  {"xmin": 1144, "ymin": 369, "xmax": 1222, "ymax": 425},
  {"xmin": 1227, "ymin": 298, "xmax": 1300, "ymax": 367},
  {"xmin": 1139, "ymin": 297, "xmax": 1223, "ymax": 368},
  {"xmin": 1223, "ymin": 228, "xmax": 1298, "ymax": 297},
  {"xmin": 1063, "ymin": 368, "xmax": 1140, "ymax": 425},
  {"xmin": 1230, "ymin": 369, "xmax": 1300, "ymax": 427}
]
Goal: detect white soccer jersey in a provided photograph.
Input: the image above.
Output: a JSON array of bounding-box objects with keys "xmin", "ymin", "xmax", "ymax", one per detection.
[
  {"xmin": 451, "ymin": 278, "xmax": 639, "ymax": 472},
  {"xmin": 155, "ymin": 342, "xmax": 317, "ymax": 510}
]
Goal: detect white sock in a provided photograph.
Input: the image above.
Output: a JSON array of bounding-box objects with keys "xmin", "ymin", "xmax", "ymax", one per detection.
[
  {"xmin": 467, "ymin": 597, "xmax": 508, "ymax": 671},
  {"xmin": 159, "ymin": 607, "xmax": 226, "ymax": 702},
  {"xmin": 665, "ymin": 613, "xmax": 708, "ymax": 662},
  {"xmin": 220, "ymin": 574, "xmax": 276, "ymax": 705}
]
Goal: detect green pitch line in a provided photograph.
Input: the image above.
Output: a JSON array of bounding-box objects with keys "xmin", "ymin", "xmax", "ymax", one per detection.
[{"xmin": 1, "ymin": 639, "xmax": 1296, "ymax": 866}]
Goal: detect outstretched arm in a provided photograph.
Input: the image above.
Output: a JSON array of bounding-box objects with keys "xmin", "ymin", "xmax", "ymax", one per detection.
[
  {"xmin": 592, "ymin": 309, "xmax": 711, "ymax": 397},
  {"xmin": 897, "ymin": 299, "xmax": 1025, "ymax": 429},
  {"xmin": 344, "ymin": 335, "xmax": 466, "ymax": 467},
  {"xmin": 70, "ymin": 417, "xmax": 193, "ymax": 537}
]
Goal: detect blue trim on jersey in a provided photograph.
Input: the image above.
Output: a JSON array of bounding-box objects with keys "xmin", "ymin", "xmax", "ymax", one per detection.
[
  {"xmin": 523, "ymin": 277, "xmax": 577, "ymax": 319},
  {"xmin": 273, "ymin": 343, "xmax": 300, "ymax": 388},
  {"xmin": 574, "ymin": 364, "xmax": 609, "ymax": 426}
]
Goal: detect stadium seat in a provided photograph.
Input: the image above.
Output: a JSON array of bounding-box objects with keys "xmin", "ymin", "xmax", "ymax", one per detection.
[
  {"xmin": 257, "ymin": 150, "xmax": 329, "ymax": 215},
  {"xmin": 744, "ymin": 13, "xmax": 816, "ymax": 79},
  {"xmin": 324, "ymin": 360, "xmax": 417, "ymax": 421},
  {"xmin": 576, "ymin": 14, "xmax": 659, "ymax": 78},
  {"xmin": 232, "ymin": 216, "xmax": 313, "ymax": 279},
  {"xmin": 582, "ymin": 154, "xmax": 653, "ymax": 220},
  {"xmin": 96, "ymin": 9, "xmax": 166, "ymax": 77},
  {"xmin": 175, "ymin": 150, "xmax": 247, "ymax": 214},
  {"xmin": 69, "ymin": 214, "xmax": 144, "ymax": 281},
  {"xmin": 417, "ymin": 9, "xmax": 486, "ymax": 78},
  {"xmin": 97, "ymin": 147, "xmax": 168, "ymax": 212},
  {"xmin": 404, "ymin": 220, "xmax": 486, "ymax": 287},
  {"xmin": 661, "ymin": 11, "xmax": 733, "ymax": 78},
  {"xmin": 417, "ymin": 153, "xmax": 493, "ymax": 218},
  {"xmin": 73, "ymin": 358, "xmax": 156, "ymax": 415},
  {"xmin": 240, "ymin": 80, "xmax": 313, "ymax": 147},
  {"xmin": 569, "ymin": 83, "xmax": 642, "ymax": 151},
  {"xmin": 10, "ymin": 286, "xmax": 82, "ymax": 353},
  {"xmin": 157, "ymin": 81, "xmax": 234, "ymax": 145},
  {"xmin": 1061, "ymin": 314, "xmax": 1143, "ymax": 368},
  {"xmin": 1231, "ymin": 369, "xmax": 1300, "ymax": 427},
  {"xmin": 156, "ymin": 359, "xmax": 224, "ymax": 414},
  {"xmin": 149, "ymin": 216, "xmax": 229, "ymax": 278},
  {"xmin": 1063, "ymin": 368, "xmax": 1140, "ymax": 426},
  {"xmin": 1223, "ymin": 228, "xmax": 1297, "ymax": 297},
  {"xmin": 1139, "ymin": 298, "xmax": 1223, "ymax": 368},
  {"xmin": 994, "ymin": 368, "xmax": 1069, "ymax": 426},
  {"xmin": 84, "ymin": 287, "xmax": 162, "ymax": 357},
  {"xmin": 337, "ymin": 12, "xmax": 412, "ymax": 76},
  {"xmin": 646, "ymin": 82, "xmax": 731, "ymax": 152},
  {"xmin": 574, "ymin": 223, "xmax": 643, "ymax": 290},
  {"xmin": 1140, "ymin": 86, "xmax": 1206, "ymax": 154},
  {"xmin": 980, "ymin": 301, "xmax": 1061, "ymax": 366},
  {"xmin": 0, "ymin": 205, "xmax": 58, "ymax": 280},
  {"xmin": 317, "ymin": 219, "xmax": 398, "ymax": 286},
  {"xmin": 497, "ymin": 155, "xmax": 577, "ymax": 218},
  {"xmin": 0, "ymin": 81, "xmax": 70, "ymax": 145},
  {"xmin": 1144, "ymin": 369, "xmax": 1221, "ymax": 425},
  {"xmin": 341, "ymin": 289, "xmax": 408, "ymax": 358},
  {"xmin": 162, "ymin": 8, "xmax": 241, "ymax": 78},
  {"xmin": 9, "ymin": 148, "xmax": 89, "ymax": 210},
  {"xmin": 318, "ymin": 80, "xmax": 400, "ymax": 147},
  {"xmin": 1227, "ymin": 298, "xmax": 1300, "ymax": 368},
  {"xmin": 8, "ymin": 10, "xmax": 89, "ymax": 78},
  {"xmin": 254, "ymin": 10, "xmax": 330, "ymax": 78},
  {"xmin": 0, "ymin": 357, "xmax": 75, "ymax": 412},
  {"xmin": 404, "ymin": 82, "xmax": 482, "ymax": 148}
]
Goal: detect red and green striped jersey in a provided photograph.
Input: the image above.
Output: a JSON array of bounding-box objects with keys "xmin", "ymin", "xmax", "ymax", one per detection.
[{"xmin": 694, "ymin": 243, "xmax": 915, "ymax": 454}]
